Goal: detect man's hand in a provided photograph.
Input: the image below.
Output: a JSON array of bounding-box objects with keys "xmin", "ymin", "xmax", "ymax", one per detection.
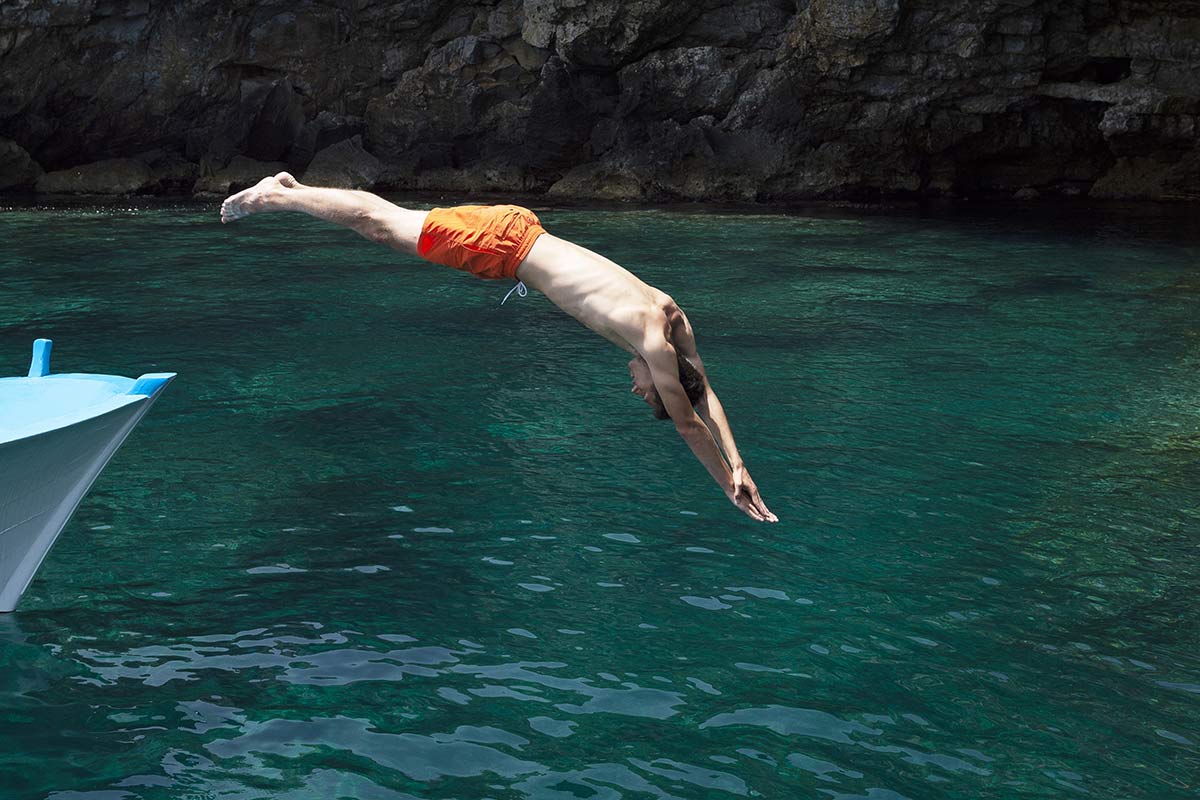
[{"xmin": 729, "ymin": 466, "xmax": 778, "ymax": 522}]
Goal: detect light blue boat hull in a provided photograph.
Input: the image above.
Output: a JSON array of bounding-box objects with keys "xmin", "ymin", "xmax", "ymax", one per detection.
[{"xmin": 0, "ymin": 340, "xmax": 175, "ymax": 612}]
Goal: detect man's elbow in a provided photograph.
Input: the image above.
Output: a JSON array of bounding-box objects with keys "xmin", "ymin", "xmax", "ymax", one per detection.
[{"xmin": 673, "ymin": 415, "xmax": 706, "ymax": 438}]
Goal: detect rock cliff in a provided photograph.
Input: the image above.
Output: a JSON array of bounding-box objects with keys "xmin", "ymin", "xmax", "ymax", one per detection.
[{"xmin": 1, "ymin": 0, "xmax": 1197, "ymax": 201}]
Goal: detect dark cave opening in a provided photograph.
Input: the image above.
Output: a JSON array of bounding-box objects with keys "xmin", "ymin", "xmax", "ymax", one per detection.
[{"xmin": 1045, "ymin": 57, "xmax": 1132, "ymax": 85}]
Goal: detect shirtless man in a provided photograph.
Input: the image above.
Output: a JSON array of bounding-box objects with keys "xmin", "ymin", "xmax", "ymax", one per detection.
[{"xmin": 221, "ymin": 173, "xmax": 776, "ymax": 522}]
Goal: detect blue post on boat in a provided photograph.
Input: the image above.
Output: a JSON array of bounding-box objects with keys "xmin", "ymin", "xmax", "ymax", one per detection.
[
  {"xmin": 0, "ymin": 339, "xmax": 176, "ymax": 612},
  {"xmin": 28, "ymin": 338, "xmax": 52, "ymax": 377}
]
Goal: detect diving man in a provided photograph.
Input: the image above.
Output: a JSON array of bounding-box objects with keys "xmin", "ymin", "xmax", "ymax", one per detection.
[{"xmin": 222, "ymin": 173, "xmax": 776, "ymax": 522}]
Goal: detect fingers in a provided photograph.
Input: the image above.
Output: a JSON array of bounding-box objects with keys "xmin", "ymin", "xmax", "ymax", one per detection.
[
  {"xmin": 753, "ymin": 496, "xmax": 777, "ymax": 523},
  {"xmin": 750, "ymin": 504, "xmax": 773, "ymax": 522},
  {"xmin": 734, "ymin": 493, "xmax": 767, "ymax": 522},
  {"xmin": 732, "ymin": 488, "xmax": 777, "ymax": 523},
  {"xmin": 724, "ymin": 479, "xmax": 772, "ymax": 522},
  {"xmin": 751, "ymin": 495, "xmax": 777, "ymax": 523},
  {"xmin": 741, "ymin": 483, "xmax": 777, "ymax": 523}
]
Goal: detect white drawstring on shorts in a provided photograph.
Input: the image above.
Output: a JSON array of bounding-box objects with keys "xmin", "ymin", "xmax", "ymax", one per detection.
[{"xmin": 500, "ymin": 280, "xmax": 528, "ymax": 305}]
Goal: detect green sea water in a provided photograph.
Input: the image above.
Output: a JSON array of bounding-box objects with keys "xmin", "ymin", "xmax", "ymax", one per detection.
[{"xmin": 0, "ymin": 199, "xmax": 1198, "ymax": 799}]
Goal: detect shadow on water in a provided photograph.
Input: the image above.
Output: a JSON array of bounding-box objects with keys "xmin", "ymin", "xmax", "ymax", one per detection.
[{"xmin": 975, "ymin": 274, "xmax": 1097, "ymax": 298}]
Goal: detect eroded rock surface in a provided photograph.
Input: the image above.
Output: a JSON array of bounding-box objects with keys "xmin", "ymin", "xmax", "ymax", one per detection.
[
  {"xmin": 36, "ymin": 158, "xmax": 152, "ymax": 195},
  {"xmin": 0, "ymin": 0, "xmax": 1197, "ymax": 201},
  {"xmin": 0, "ymin": 138, "xmax": 41, "ymax": 190}
]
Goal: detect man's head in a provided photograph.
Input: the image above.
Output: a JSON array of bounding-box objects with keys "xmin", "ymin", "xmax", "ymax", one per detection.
[{"xmin": 628, "ymin": 353, "xmax": 706, "ymax": 420}]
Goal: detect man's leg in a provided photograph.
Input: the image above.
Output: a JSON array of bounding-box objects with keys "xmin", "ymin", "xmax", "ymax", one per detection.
[{"xmin": 220, "ymin": 173, "xmax": 426, "ymax": 255}]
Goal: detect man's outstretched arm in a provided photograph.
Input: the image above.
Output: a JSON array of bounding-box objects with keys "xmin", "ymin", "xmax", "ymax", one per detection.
[
  {"xmin": 667, "ymin": 317, "xmax": 776, "ymax": 522},
  {"xmin": 643, "ymin": 335, "xmax": 775, "ymax": 522},
  {"xmin": 691, "ymin": 379, "xmax": 774, "ymax": 522}
]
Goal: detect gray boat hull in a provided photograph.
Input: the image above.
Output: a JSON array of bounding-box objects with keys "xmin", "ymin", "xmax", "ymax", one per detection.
[{"xmin": 0, "ymin": 339, "xmax": 175, "ymax": 612}]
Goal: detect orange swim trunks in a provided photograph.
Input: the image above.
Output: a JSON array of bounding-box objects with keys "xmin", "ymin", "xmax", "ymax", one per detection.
[{"xmin": 417, "ymin": 204, "xmax": 546, "ymax": 281}]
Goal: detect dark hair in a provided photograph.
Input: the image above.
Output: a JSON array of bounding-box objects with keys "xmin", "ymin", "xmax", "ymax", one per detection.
[{"xmin": 651, "ymin": 353, "xmax": 706, "ymax": 421}]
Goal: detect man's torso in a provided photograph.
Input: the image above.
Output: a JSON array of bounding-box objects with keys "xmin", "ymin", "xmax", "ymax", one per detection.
[{"xmin": 516, "ymin": 232, "xmax": 672, "ymax": 355}]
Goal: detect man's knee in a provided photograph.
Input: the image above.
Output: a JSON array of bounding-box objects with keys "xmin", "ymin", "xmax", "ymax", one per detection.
[{"xmin": 359, "ymin": 211, "xmax": 394, "ymax": 246}]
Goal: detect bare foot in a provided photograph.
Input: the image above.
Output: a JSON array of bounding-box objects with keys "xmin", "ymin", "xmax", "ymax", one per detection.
[{"xmin": 220, "ymin": 173, "xmax": 297, "ymax": 223}]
